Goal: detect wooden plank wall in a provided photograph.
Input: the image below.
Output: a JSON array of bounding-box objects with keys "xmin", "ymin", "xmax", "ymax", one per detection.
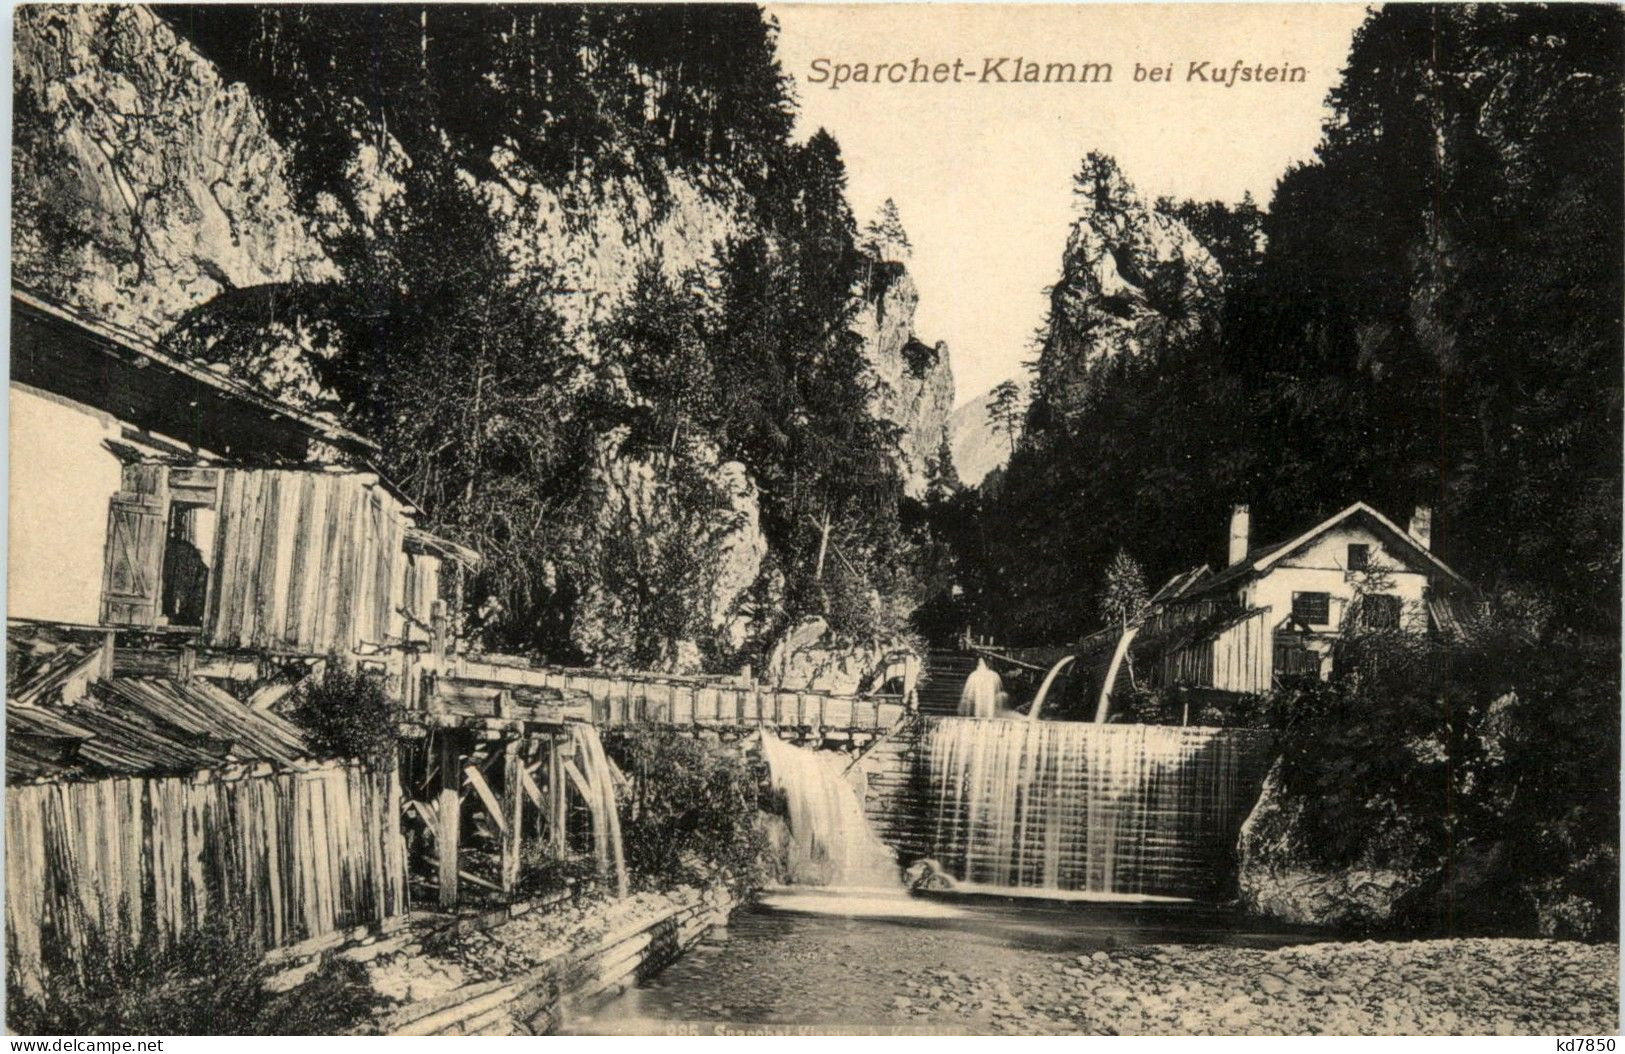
[
  {"xmin": 1210, "ymin": 609, "xmax": 1271, "ymax": 694},
  {"xmin": 1159, "ymin": 608, "xmax": 1272, "ymax": 695},
  {"xmin": 5, "ymin": 760, "xmax": 406, "ymax": 990},
  {"xmin": 206, "ymin": 471, "xmax": 422, "ymax": 654}
]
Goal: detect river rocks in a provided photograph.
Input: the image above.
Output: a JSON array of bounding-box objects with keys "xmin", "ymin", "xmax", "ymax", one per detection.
[
  {"xmin": 1236, "ymin": 763, "xmax": 1428, "ymax": 929},
  {"xmin": 902, "ymin": 858, "xmax": 958, "ymax": 892},
  {"xmin": 919, "ymin": 938, "xmax": 1617, "ymax": 1035}
]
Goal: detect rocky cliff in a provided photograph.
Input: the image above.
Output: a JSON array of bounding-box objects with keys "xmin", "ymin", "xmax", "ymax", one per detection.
[
  {"xmin": 12, "ymin": 5, "xmax": 329, "ymax": 339},
  {"xmin": 851, "ymin": 223, "xmax": 956, "ymax": 497},
  {"xmin": 1235, "ymin": 764, "xmax": 1427, "ymax": 930},
  {"xmin": 1034, "ymin": 153, "xmax": 1224, "ymax": 418},
  {"xmin": 948, "ymin": 387, "xmax": 1011, "ymax": 489}
]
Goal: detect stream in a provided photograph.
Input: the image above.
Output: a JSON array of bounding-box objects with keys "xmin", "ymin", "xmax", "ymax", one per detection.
[{"xmin": 564, "ymin": 888, "xmax": 1314, "ymax": 1035}]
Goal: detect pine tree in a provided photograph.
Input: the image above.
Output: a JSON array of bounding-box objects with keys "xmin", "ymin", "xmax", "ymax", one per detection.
[
  {"xmin": 1100, "ymin": 550, "xmax": 1149, "ymax": 632},
  {"xmin": 986, "ymin": 380, "xmax": 1026, "ymax": 455},
  {"xmin": 924, "ymin": 435, "xmax": 961, "ymax": 504},
  {"xmin": 861, "ymin": 198, "xmax": 911, "ymax": 261}
]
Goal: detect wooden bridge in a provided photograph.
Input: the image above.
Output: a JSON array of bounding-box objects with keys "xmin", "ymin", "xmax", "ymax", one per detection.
[{"xmin": 383, "ymin": 642, "xmax": 911, "ymax": 912}]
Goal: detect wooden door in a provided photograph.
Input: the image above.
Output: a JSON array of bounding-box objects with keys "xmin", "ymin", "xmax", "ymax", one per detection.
[{"xmin": 101, "ymin": 493, "xmax": 166, "ymax": 626}]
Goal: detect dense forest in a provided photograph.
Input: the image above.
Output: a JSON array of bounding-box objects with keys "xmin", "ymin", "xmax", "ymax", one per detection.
[
  {"xmin": 941, "ymin": 4, "xmax": 1623, "ymax": 648},
  {"xmin": 136, "ymin": 5, "xmax": 926, "ymax": 667}
]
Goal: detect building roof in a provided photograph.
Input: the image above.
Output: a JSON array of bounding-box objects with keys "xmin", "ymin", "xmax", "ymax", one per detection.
[
  {"xmin": 6, "ymin": 675, "xmax": 314, "ymax": 783},
  {"xmin": 1149, "ymin": 564, "xmax": 1212, "ymax": 605},
  {"xmin": 1179, "ymin": 502, "xmax": 1473, "ymax": 601},
  {"xmin": 11, "ymin": 288, "xmax": 378, "ymax": 464}
]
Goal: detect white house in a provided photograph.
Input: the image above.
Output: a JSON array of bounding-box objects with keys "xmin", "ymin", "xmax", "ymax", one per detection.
[{"xmin": 1147, "ymin": 502, "xmax": 1476, "ymax": 695}]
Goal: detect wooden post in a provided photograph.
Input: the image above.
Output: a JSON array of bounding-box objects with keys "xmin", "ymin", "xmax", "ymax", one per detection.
[
  {"xmin": 549, "ymin": 737, "xmax": 568, "ymax": 858},
  {"xmin": 437, "ymin": 731, "xmax": 461, "ymax": 910},
  {"xmin": 430, "ymin": 599, "xmax": 448, "ymax": 671},
  {"xmin": 813, "ymin": 509, "xmax": 831, "ymax": 581},
  {"xmin": 99, "ymin": 630, "xmax": 115, "ymax": 681},
  {"xmin": 500, "ymin": 739, "xmax": 524, "ymax": 894}
]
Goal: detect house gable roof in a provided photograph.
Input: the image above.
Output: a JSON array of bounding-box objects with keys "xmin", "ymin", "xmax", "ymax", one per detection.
[{"xmin": 1182, "ymin": 501, "xmax": 1472, "ymax": 600}]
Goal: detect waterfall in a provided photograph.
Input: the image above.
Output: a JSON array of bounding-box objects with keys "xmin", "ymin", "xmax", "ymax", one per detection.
[
  {"xmin": 958, "ymin": 658, "xmax": 1008, "ymax": 718},
  {"xmin": 924, "ymin": 718, "xmax": 1267, "ymax": 898},
  {"xmin": 571, "ymin": 723, "xmax": 629, "ymax": 898},
  {"xmin": 1027, "ymin": 655, "xmax": 1076, "ymax": 721},
  {"xmin": 1095, "ymin": 624, "xmax": 1141, "ymax": 723},
  {"xmin": 759, "ymin": 733, "xmax": 899, "ymax": 888}
]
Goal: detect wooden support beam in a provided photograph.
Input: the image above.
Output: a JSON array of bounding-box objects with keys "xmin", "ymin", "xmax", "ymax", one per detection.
[
  {"xmin": 500, "ymin": 740, "xmax": 524, "ymax": 893},
  {"xmin": 430, "ymin": 600, "xmax": 448, "ymax": 675},
  {"xmin": 520, "ymin": 766, "xmax": 544, "ymax": 809},
  {"xmin": 437, "ymin": 732, "xmax": 461, "ymax": 910},
  {"xmin": 562, "ymin": 758, "xmax": 592, "ymax": 802},
  {"xmin": 463, "ymin": 764, "xmax": 507, "ymax": 835}
]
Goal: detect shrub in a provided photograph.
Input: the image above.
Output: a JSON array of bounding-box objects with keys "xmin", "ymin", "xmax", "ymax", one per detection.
[
  {"xmin": 6, "ymin": 909, "xmax": 382, "ymax": 1035},
  {"xmin": 1110, "ymin": 683, "xmax": 1267, "ymax": 728},
  {"xmin": 513, "ymin": 845, "xmax": 602, "ymax": 899},
  {"xmin": 603, "ymin": 730, "xmax": 770, "ymax": 894},
  {"xmin": 285, "ymin": 660, "xmax": 401, "ymax": 765},
  {"xmin": 1265, "ymin": 620, "xmax": 1619, "ymax": 938}
]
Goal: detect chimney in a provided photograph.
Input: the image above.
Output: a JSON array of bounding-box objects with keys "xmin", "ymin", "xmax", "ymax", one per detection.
[
  {"xmin": 1228, "ymin": 504, "xmax": 1251, "ymax": 566},
  {"xmin": 1409, "ymin": 505, "xmax": 1433, "ymax": 551}
]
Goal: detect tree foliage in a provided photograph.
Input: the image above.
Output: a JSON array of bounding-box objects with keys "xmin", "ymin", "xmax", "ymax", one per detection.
[
  {"xmin": 1267, "ymin": 622, "xmax": 1618, "ymax": 938},
  {"xmin": 974, "ymin": 4, "xmax": 1622, "ymax": 645},
  {"xmin": 604, "ymin": 729, "xmax": 771, "ymax": 894}
]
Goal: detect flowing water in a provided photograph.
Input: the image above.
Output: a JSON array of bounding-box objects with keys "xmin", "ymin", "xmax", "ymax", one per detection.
[
  {"xmin": 957, "ymin": 659, "xmax": 1008, "ymax": 718},
  {"xmin": 758, "ymin": 733, "xmax": 899, "ymax": 887},
  {"xmin": 565, "ymin": 889, "xmax": 1310, "ymax": 1035},
  {"xmin": 1027, "ymin": 656, "xmax": 1075, "ymax": 721},
  {"xmin": 925, "ymin": 719, "xmax": 1269, "ymax": 898},
  {"xmin": 572, "ymin": 723, "xmax": 629, "ymax": 897}
]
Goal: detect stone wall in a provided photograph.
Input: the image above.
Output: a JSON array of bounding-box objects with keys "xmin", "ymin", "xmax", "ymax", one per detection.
[{"xmin": 360, "ymin": 885, "xmax": 735, "ymax": 1036}]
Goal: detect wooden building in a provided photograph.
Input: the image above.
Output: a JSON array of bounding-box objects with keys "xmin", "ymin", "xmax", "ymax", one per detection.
[
  {"xmin": 1145, "ymin": 502, "xmax": 1477, "ymax": 696},
  {"xmin": 10, "ymin": 288, "xmax": 477, "ymax": 662}
]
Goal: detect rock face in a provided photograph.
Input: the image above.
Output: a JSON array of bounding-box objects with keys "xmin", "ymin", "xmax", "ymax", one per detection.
[
  {"xmin": 568, "ymin": 432, "xmax": 769, "ymax": 672},
  {"xmin": 1236, "ymin": 763, "xmax": 1427, "ymax": 929},
  {"xmin": 851, "ymin": 250, "xmax": 956, "ymax": 497},
  {"xmin": 902, "ymin": 858, "xmax": 958, "ymax": 892},
  {"xmin": 12, "ymin": 5, "xmax": 328, "ymax": 339},
  {"xmin": 949, "ymin": 387, "xmax": 1012, "ymax": 488},
  {"xmin": 1036, "ymin": 153, "xmax": 1223, "ymax": 418},
  {"xmin": 764, "ymin": 616, "xmax": 916, "ymax": 694}
]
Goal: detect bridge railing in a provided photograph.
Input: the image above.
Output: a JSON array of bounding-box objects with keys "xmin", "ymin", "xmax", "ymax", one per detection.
[{"xmin": 429, "ymin": 655, "xmax": 907, "ymax": 732}]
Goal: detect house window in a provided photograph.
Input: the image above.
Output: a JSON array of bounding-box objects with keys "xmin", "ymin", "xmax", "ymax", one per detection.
[
  {"xmin": 1363, "ymin": 593, "xmax": 1402, "ymax": 630},
  {"xmin": 1291, "ymin": 591, "xmax": 1331, "ymax": 625},
  {"xmin": 1347, "ymin": 544, "xmax": 1370, "ymax": 571}
]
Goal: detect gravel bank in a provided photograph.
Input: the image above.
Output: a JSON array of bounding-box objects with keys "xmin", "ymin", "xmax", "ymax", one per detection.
[{"xmin": 889, "ymin": 938, "xmax": 1618, "ymax": 1035}]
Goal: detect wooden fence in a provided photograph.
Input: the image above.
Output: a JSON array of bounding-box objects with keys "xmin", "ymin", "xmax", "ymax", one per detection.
[{"xmin": 5, "ymin": 759, "xmax": 406, "ymax": 990}]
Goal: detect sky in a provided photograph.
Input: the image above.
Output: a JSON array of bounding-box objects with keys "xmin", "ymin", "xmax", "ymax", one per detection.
[{"xmin": 766, "ymin": 3, "xmax": 1372, "ymax": 405}]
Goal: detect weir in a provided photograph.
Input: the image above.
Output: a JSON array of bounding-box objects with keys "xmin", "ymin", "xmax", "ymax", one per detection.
[{"xmin": 920, "ymin": 718, "xmax": 1270, "ymax": 899}]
